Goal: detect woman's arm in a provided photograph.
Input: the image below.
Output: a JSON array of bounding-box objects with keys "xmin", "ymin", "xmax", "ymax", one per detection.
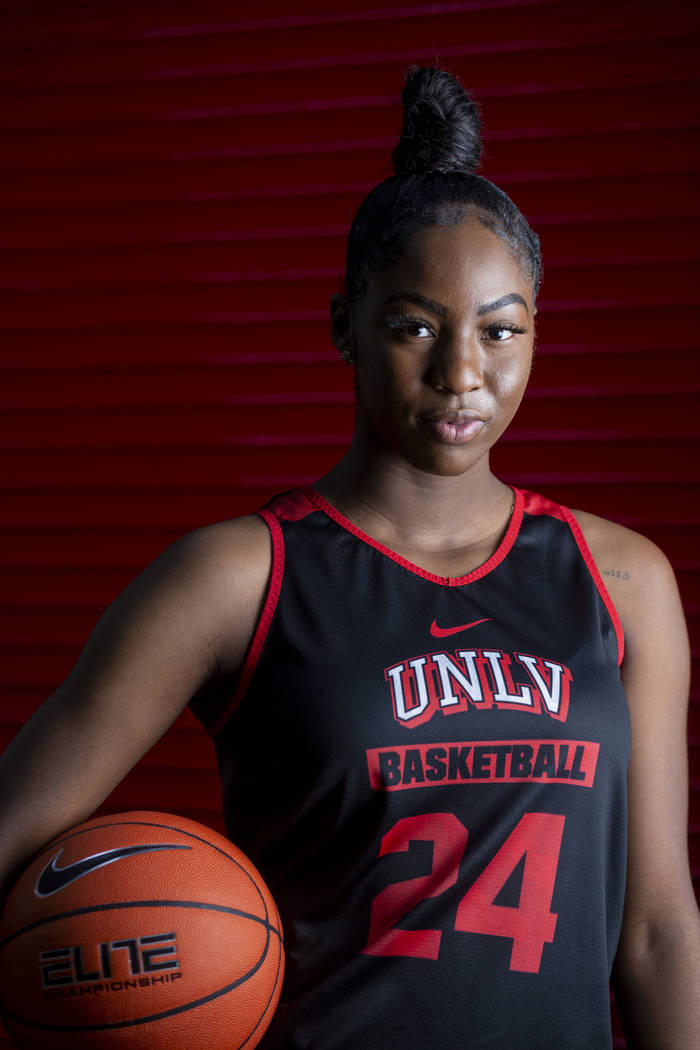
[
  {"xmin": 0, "ymin": 515, "xmax": 270, "ymax": 896},
  {"xmin": 576, "ymin": 512, "xmax": 700, "ymax": 1049}
]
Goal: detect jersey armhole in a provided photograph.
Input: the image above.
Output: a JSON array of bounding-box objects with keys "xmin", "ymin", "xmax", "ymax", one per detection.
[
  {"xmin": 561, "ymin": 505, "xmax": 625, "ymax": 667},
  {"xmin": 207, "ymin": 507, "xmax": 285, "ymax": 737}
]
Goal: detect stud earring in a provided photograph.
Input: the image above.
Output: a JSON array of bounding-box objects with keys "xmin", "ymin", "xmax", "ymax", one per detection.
[{"xmin": 339, "ymin": 347, "xmax": 356, "ymax": 366}]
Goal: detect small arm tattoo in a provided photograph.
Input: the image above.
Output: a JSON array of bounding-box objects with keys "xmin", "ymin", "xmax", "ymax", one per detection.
[{"xmin": 602, "ymin": 568, "xmax": 630, "ymax": 581}]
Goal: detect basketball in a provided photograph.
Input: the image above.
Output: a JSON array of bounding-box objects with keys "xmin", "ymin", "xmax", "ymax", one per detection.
[{"xmin": 0, "ymin": 811, "xmax": 285, "ymax": 1050}]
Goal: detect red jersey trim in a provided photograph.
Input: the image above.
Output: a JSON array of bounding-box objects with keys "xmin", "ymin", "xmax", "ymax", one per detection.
[
  {"xmin": 304, "ymin": 486, "xmax": 523, "ymax": 587},
  {"xmin": 521, "ymin": 489, "xmax": 625, "ymax": 667},
  {"xmin": 521, "ymin": 488, "xmax": 568, "ymax": 521},
  {"xmin": 262, "ymin": 488, "xmax": 318, "ymax": 523},
  {"xmin": 208, "ymin": 506, "xmax": 285, "ymax": 738}
]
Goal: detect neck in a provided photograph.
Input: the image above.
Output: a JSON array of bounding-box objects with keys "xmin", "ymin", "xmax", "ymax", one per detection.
[{"xmin": 315, "ymin": 434, "xmax": 512, "ymax": 556}]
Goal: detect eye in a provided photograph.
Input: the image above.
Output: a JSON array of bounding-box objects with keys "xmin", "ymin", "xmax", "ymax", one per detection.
[
  {"xmin": 483, "ymin": 322, "xmax": 527, "ymax": 343},
  {"xmin": 384, "ymin": 313, "xmax": 436, "ymax": 339}
]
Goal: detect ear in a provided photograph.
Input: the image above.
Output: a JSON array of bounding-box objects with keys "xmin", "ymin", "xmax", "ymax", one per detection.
[{"xmin": 329, "ymin": 293, "xmax": 356, "ymax": 360}]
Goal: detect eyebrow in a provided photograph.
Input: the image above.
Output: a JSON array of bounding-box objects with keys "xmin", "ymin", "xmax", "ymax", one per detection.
[
  {"xmin": 477, "ymin": 293, "xmax": 529, "ymax": 316},
  {"xmin": 382, "ymin": 292, "xmax": 446, "ymax": 317},
  {"xmin": 382, "ymin": 291, "xmax": 529, "ymax": 317}
]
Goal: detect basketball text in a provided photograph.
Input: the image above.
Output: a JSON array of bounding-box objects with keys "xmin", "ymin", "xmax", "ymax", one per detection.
[{"xmin": 39, "ymin": 932, "xmax": 179, "ymax": 990}]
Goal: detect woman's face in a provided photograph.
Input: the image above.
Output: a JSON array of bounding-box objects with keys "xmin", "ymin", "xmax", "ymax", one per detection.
[{"xmin": 342, "ymin": 213, "xmax": 535, "ymax": 478}]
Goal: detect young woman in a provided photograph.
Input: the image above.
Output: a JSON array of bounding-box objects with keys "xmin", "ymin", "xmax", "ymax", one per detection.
[{"xmin": 1, "ymin": 67, "xmax": 698, "ymax": 1049}]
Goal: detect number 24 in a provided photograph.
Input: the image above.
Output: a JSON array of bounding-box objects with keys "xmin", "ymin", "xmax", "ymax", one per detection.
[{"xmin": 362, "ymin": 811, "xmax": 565, "ymax": 973}]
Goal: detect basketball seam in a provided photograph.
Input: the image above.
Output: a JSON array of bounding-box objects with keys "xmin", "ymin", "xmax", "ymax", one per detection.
[
  {"xmin": 25, "ymin": 817, "xmax": 274, "ymax": 934},
  {"xmin": 0, "ymin": 899, "xmax": 283, "ymax": 950},
  {"xmin": 44, "ymin": 819, "xmax": 259, "ymax": 871},
  {"xmin": 239, "ymin": 931, "xmax": 285, "ymax": 1050},
  {"xmin": 0, "ymin": 918, "xmax": 279, "ymax": 1033}
]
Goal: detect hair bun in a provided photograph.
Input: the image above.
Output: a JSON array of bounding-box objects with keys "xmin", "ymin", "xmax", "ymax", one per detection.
[{"xmin": 391, "ymin": 66, "xmax": 482, "ymax": 177}]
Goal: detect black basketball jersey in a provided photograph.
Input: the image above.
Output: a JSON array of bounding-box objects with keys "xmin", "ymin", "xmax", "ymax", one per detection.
[{"xmin": 201, "ymin": 486, "xmax": 630, "ymax": 1049}]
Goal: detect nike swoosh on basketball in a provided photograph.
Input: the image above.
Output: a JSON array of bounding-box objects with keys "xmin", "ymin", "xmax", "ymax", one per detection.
[
  {"xmin": 430, "ymin": 617, "xmax": 491, "ymax": 638},
  {"xmin": 35, "ymin": 844, "xmax": 190, "ymax": 897}
]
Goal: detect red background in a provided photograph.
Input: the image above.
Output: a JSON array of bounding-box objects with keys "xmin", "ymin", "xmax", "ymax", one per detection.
[{"xmin": 1, "ymin": 2, "xmax": 698, "ymax": 1046}]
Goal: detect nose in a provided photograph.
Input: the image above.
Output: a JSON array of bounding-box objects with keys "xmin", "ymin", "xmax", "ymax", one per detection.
[{"xmin": 425, "ymin": 331, "xmax": 484, "ymax": 395}]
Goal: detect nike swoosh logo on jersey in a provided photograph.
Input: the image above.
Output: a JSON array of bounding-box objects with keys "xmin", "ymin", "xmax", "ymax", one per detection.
[
  {"xmin": 430, "ymin": 617, "xmax": 491, "ymax": 638},
  {"xmin": 35, "ymin": 843, "xmax": 190, "ymax": 897}
]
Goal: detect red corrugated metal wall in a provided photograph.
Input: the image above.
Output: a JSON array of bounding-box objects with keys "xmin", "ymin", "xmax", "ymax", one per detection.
[{"xmin": 1, "ymin": 2, "xmax": 698, "ymax": 1046}]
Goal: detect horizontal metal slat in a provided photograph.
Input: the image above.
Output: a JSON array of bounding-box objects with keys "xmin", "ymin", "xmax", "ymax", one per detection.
[
  {"xmin": 6, "ymin": 0, "xmax": 534, "ymax": 16},
  {"xmin": 0, "ymin": 530, "xmax": 181, "ymax": 570},
  {"xmin": 1, "ymin": 445, "xmax": 347, "ymax": 488},
  {"xmin": 0, "ymin": 247, "xmax": 347, "ymax": 291},
  {"xmin": 677, "ymin": 575, "xmax": 700, "ymax": 608},
  {"xmin": 2, "ymin": 568, "xmax": 137, "ymax": 608},
  {"xmin": 4, "ymin": 0, "xmax": 486, "ymax": 30},
  {"xmin": 0, "ymin": 610, "xmax": 114, "ymax": 649},
  {"xmin": 0, "ymin": 279, "xmax": 336, "ymax": 329},
  {"xmin": 0, "ymin": 131, "xmax": 697, "ymax": 215},
  {"xmin": 2, "ymin": 218, "xmax": 698, "ymax": 289},
  {"xmin": 1, "ymin": 314, "xmax": 696, "ymax": 368},
  {"xmin": 632, "ymin": 527, "xmax": 700, "ymax": 567},
  {"xmin": 494, "ymin": 439, "xmax": 700, "ymax": 483},
  {"xmin": 4, "ymin": 52, "xmax": 695, "ymax": 142},
  {"xmin": 0, "ymin": 482, "xmax": 317, "ymax": 529},
  {"xmin": 2, "ymin": 173, "xmax": 699, "ymax": 245},
  {"xmin": 0, "ymin": 341, "xmax": 692, "ymax": 372},
  {"xmin": 1, "ymin": 396, "xmax": 699, "ymax": 449},
  {"xmin": 4, "ymin": 439, "xmax": 699, "ymax": 489},
  {"xmin": 0, "ymin": 1, "xmax": 660, "ymax": 54},
  {"xmin": 0, "ymin": 404, "xmax": 356, "ymax": 447},
  {"xmin": 3, "ymin": 70, "xmax": 697, "ymax": 138},
  {"xmin": 0, "ymin": 192, "xmax": 370, "ymax": 236},
  {"xmin": 1, "ymin": 648, "xmax": 95, "ymax": 686},
  {"xmin": 2, "ymin": 350, "xmax": 697, "ymax": 407},
  {"xmin": 1, "ymin": 261, "xmax": 699, "ymax": 329},
  {"xmin": 2, "ymin": 69, "xmax": 697, "ymax": 140},
  {"xmin": 0, "ymin": 323, "xmax": 333, "ymax": 367},
  {"xmin": 1, "ymin": 15, "xmax": 696, "ymax": 92},
  {"xmin": 536, "ymin": 306, "xmax": 700, "ymax": 349},
  {"xmin": 524, "ymin": 350, "xmax": 698, "ymax": 390},
  {"xmin": 0, "ymin": 2, "xmax": 583, "ymax": 53},
  {"xmin": 2, "ymin": 99, "xmax": 699, "ymax": 176}
]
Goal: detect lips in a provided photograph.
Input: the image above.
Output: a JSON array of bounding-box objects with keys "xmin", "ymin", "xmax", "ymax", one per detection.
[{"xmin": 418, "ymin": 410, "xmax": 486, "ymax": 445}]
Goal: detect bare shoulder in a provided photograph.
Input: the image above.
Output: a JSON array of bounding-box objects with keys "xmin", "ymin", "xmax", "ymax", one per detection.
[
  {"xmin": 571, "ymin": 508, "xmax": 670, "ymax": 577},
  {"xmin": 570, "ymin": 508, "xmax": 686, "ymax": 658},
  {"xmin": 66, "ymin": 511, "xmax": 274, "ymax": 713},
  {"xmin": 160, "ymin": 513, "xmax": 271, "ymax": 590},
  {"xmin": 140, "ymin": 513, "xmax": 272, "ymax": 673}
]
